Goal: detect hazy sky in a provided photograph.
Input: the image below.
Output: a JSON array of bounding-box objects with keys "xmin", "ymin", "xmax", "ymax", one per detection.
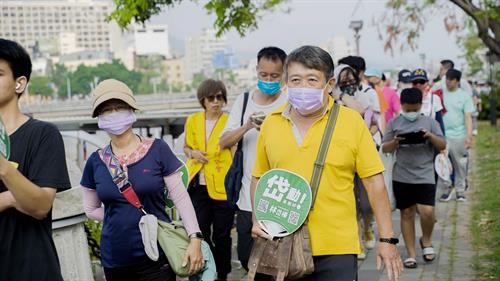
[{"xmin": 151, "ymin": 0, "xmax": 466, "ymax": 73}]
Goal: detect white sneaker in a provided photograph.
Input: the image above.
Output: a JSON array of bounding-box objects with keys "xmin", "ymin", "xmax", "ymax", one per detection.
[
  {"xmin": 357, "ymin": 252, "xmax": 366, "ymax": 260},
  {"xmin": 364, "ymin": 229, "xmax": 376, "ymax": 250}
]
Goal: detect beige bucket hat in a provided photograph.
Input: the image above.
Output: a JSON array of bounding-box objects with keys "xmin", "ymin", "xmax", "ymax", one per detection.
[{"xmin": 91, "ymin": 79, "xmax": 139, "ymax": 118}]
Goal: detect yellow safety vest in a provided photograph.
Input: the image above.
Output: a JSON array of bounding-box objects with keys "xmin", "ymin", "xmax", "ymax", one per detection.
[{"xmin": 185, "ymin": 111, "xmax": 232, "ymax": 200}]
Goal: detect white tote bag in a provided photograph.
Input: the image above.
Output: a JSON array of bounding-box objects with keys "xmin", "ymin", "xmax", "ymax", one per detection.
[{"xmin": 379, "ymin": 148, "xmax": 396, "ymax": 211}]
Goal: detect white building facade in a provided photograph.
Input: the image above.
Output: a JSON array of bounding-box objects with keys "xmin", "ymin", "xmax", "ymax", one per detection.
[
  {"xmin": 0, "ymin": 0, "xmax": 118, "ymax": 55},
  {"xmin": 133, "ymin": 24, "xmax": 171, "ymax": 58},
  {"xmin": 184, "ymin": 28, "xmax": 228, "ymax": 83},
  {"xmin": 320, "ymin": 36, "xmax": 355, "ymax": 63}
]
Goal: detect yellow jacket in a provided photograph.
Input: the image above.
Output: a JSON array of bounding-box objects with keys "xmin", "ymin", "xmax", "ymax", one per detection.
[{"xmin": 185, "ymin": 111, "xmax": 232, "ymax": 200}]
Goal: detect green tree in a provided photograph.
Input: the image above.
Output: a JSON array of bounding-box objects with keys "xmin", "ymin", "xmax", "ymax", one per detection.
[
  {"xmin": 108, "ymin": 0, "xmax": 287, "ymax": 37},
  {"xmin": 68, "ymin": 60, "xmax": 142, "ymax": 96},
  {"xmin": 191, "ymin": 73, "xmax": 208, "ymax": 90},
  {"xmin": 28, "ymin": 76, "xmax": 54, "ymax": 97},
  {"xmin": 51, "ymin": 64, "xmax": 71, "ymax": 98},
  {"xmin": 214, "ymin": 68, "xmax": 237, "ymax": 87},
  {"xmin": 136, "ymin": 55, "xmax": 168, "ymax": 94},
  {"xmin": 378, "ymin": 0, "xmax": 499, "ymax": 58},
  {"xmin": 457, "ymin": 19, "xmax": 487, "ymax": 76},
  {"xmin": 108, "ymin": 0, "xmax": 498, "ymax": 58}
]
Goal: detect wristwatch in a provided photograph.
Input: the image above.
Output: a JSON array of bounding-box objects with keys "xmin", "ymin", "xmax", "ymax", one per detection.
[
  {"xmin": 379, "ymin": 238, "xmax": 399, "ymax": 245},
  {"xmin": 189, "ymin": 232, "xmax": 204, "ymax": 240}
]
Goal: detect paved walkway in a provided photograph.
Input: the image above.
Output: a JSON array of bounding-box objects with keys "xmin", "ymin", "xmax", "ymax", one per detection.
[
  {"xmin": 225, "ymin": 150, "xmax": 477, "ymax": 281},
  {"xmin": 226, "ymin": 198, "xmax": 474, "ymax": 281}
]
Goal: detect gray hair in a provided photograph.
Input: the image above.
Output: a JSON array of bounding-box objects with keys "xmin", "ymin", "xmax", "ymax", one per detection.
[{"xmin": 285, "ymin": 45, "xmax": 335, "ymax": 80}]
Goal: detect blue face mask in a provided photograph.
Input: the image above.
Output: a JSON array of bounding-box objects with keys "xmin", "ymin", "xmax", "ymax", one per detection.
[
  {"xmin": 401, "ymin": 111, "xmax": 421, "ymax": 122},
  {"xmin": 257, "ymin": 80, "xmax": 281, "ymax": 95}
]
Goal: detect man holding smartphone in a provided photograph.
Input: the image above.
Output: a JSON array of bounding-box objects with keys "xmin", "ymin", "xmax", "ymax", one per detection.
[{"xmin": 219, "ymin": 47, "xmax": 288, "ymax": 277}]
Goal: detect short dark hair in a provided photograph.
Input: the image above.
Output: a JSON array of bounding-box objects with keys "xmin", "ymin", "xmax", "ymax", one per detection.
[
  {"xmin": 338, "ymin": 56, "xmax": 366, "ymax": 72},
  {"xmin": 446, "ymin": 69, "xmax": 462, "ymax": 81},
  {"xmin": 285, "ymin": 45, "xmax": 334, "ymax": 80},
  {"xmin": 197, "ymin": 79, "xmax": 227, "ymax": 109},
  {"xmin": 0, "ymin": 39, "xmax": 32, "ymax": 83},
  {"xmin": 257, "ymin": 47, "xmax": 287, "ymax": 65},
  {"xmin": 400, "ymin": 88, "xmax": 423, "ymax": 104},
  {"xmin": 440, "ymin": 59, "xmax": 454, "ymax": 70}
]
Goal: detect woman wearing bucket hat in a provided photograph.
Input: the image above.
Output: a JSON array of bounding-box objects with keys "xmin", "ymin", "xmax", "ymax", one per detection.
[
  {"xmin": 80, "ymin": 79, "xmax": 204, "ymax": 281},
  {"xmin": 183, "ymin": 79, "xmax": 234, "ymax": 281}
]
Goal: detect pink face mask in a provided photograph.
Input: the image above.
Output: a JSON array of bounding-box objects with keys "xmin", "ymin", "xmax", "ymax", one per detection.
[
  {"xmin": 98, "ymin": 110, "xmax": 136, "ymax": 135},
  {"xmin": 287, "ymin": 86, "xmax": 325, "ymax": 115}
]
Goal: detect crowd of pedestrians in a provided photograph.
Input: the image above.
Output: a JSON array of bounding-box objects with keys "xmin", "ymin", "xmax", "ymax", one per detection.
[{"xmin": 0, "ymin": 37, "xmax": 482, "ymax": 281}]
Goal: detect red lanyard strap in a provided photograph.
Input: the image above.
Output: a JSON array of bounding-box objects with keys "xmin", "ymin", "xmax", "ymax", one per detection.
[{"xmin": 98, "ymin": 145, "xmax": 146, "ymax": 213}]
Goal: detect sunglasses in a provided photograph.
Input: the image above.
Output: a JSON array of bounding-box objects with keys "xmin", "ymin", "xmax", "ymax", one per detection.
[
  {"xmin": 338, "ymin": 79, "xmax": 357, "ymax": 87},
  {"xmin": 205, "ymin": 94, "xmax": 224, "ymax": 102},
  {"xmin": 412, "ymin": 80, "xmax": 427, "ymax": 85}
]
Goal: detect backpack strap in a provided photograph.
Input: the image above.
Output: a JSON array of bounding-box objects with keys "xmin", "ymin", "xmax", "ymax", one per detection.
[
  {"xmin": 310, "ymin": 103, "xmax": 340, "ymax": 209},
  {"xmin": 236, "ymin": 92, "xmax": 250, "ymax": 151}
]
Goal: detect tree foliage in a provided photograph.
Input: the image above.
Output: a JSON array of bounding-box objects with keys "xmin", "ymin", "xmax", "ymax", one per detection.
[
  {"xmin": 136, "ymin": 55, "xmax": 169, "ymax": 94},
  {"xmin": 108, "ymin": 0, "xmax": 288, "ymax": 36},
  {"xmin": 191, "ymin": 72, "xmax": 208, "ymax": 90},
  {"xmin": 378, "ymin": 0, "xmax": 500, "ymax": 58},
  {"xmin": 28, "ymin": 76, "xmax": 54, "ymax": 97},
  {"xmin": 46, "ymin": 61, "xmax": 142, "ymax": 98},
  {"xmin": 458, "ymin": 19, "xmax": 487, "ymax": 76},
  {"xmin": 68, "ymin": 60, "xmax": 142, "ymax": 96},
  {"xmin": 108, "ymin": 0, "xmax": 498, "ymax": 60}
]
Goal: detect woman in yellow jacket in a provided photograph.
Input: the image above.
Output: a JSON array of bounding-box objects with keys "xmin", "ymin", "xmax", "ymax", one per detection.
[{"xmin": 184, "ymin": 79, "xmax": 234, "ymax": 281}]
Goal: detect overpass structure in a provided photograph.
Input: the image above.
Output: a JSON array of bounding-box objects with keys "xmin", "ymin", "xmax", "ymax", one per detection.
[{"xmin": 22, "ymin": 92, "xmax": 239, "ymax": 136}]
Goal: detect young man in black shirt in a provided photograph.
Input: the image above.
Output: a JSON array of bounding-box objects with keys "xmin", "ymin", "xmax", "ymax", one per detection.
[{"xmin": 0, "ymin": 39, "xmax": 71, "ymax": 280}]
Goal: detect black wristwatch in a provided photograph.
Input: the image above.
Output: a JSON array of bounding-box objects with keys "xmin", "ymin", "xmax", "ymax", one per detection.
[
  {"xmin": 189, "ymin": 232, "xmax": 204, "ymax": 240},
  {"xmin": 379, "ymin": 238, "xmax": 399, "ymax": 245}
]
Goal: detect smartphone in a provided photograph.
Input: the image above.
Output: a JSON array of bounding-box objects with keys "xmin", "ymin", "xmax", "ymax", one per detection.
[
  {"xmin": 250, "ymin": 112, "xmax": 267, "ymax": 126},
  {"xmin": 397, "ymin": 131, "xmax": 426, "ymax": 145}
]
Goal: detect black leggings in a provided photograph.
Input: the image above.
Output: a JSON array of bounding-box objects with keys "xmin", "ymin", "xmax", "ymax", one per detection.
[
  {"xmin": 188, "ymin": 182, "xmax": 235, "ymax": 279},
  {"xmin": 103, "ymin": 255, "xmax": 175, "ymax": 281}
]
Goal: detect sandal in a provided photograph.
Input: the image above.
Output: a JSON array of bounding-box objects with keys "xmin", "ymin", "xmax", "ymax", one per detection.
[
  {"xmin": 403, "ymin": 257, "xmax": 418, "ymax": 268},
  {"xmin": 420, "ymin": 237, "xmax": 436, "ymax": 262}
]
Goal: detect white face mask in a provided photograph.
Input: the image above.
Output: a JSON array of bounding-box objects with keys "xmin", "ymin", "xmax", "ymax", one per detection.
[{"xmin": 401, "ymin": 110, "xmax": 421, "ymax": 122}]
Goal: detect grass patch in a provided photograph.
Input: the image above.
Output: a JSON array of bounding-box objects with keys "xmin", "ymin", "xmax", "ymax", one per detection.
[{"xmin": 470, "ymin": 121, "xmax": 500, "ymax": 280}]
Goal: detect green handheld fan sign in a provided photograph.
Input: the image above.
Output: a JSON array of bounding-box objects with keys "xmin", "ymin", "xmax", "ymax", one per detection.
[
  {"xmin": 0, "ymin": 117, "xmax": 10, "ymax": 159},
  {"xmin": 254, "ymin": 169, "xmax": 312, "ymax": 237}
]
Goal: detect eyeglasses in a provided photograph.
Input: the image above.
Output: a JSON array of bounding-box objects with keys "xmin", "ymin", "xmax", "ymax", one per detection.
[
  {"xmin": 99, "ymin": 103, "xmax": 130, "ymax": 114},
  {"xmin": 205, "ymin": 94, "xmax": 224, "ymax": 102},
  {"xmin": 412, "ymin": 80, "xmax": 427, "ymax": 85}
]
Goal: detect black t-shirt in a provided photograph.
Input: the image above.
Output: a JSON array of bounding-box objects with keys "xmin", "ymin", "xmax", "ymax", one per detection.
[{"xmin": 0, "ymin": 118, "xmax": 71, "ymax": 281}]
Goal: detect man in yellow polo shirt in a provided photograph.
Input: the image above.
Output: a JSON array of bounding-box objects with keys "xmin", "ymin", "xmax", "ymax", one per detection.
[{"xmin": 250, "ymin": 46, "xmax": 403, "ymax": 281}]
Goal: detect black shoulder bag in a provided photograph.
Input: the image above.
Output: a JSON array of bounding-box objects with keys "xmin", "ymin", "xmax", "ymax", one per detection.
[{"xmin": 225, "ymin": 92, "xmax": 250, "ymax": 209}]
